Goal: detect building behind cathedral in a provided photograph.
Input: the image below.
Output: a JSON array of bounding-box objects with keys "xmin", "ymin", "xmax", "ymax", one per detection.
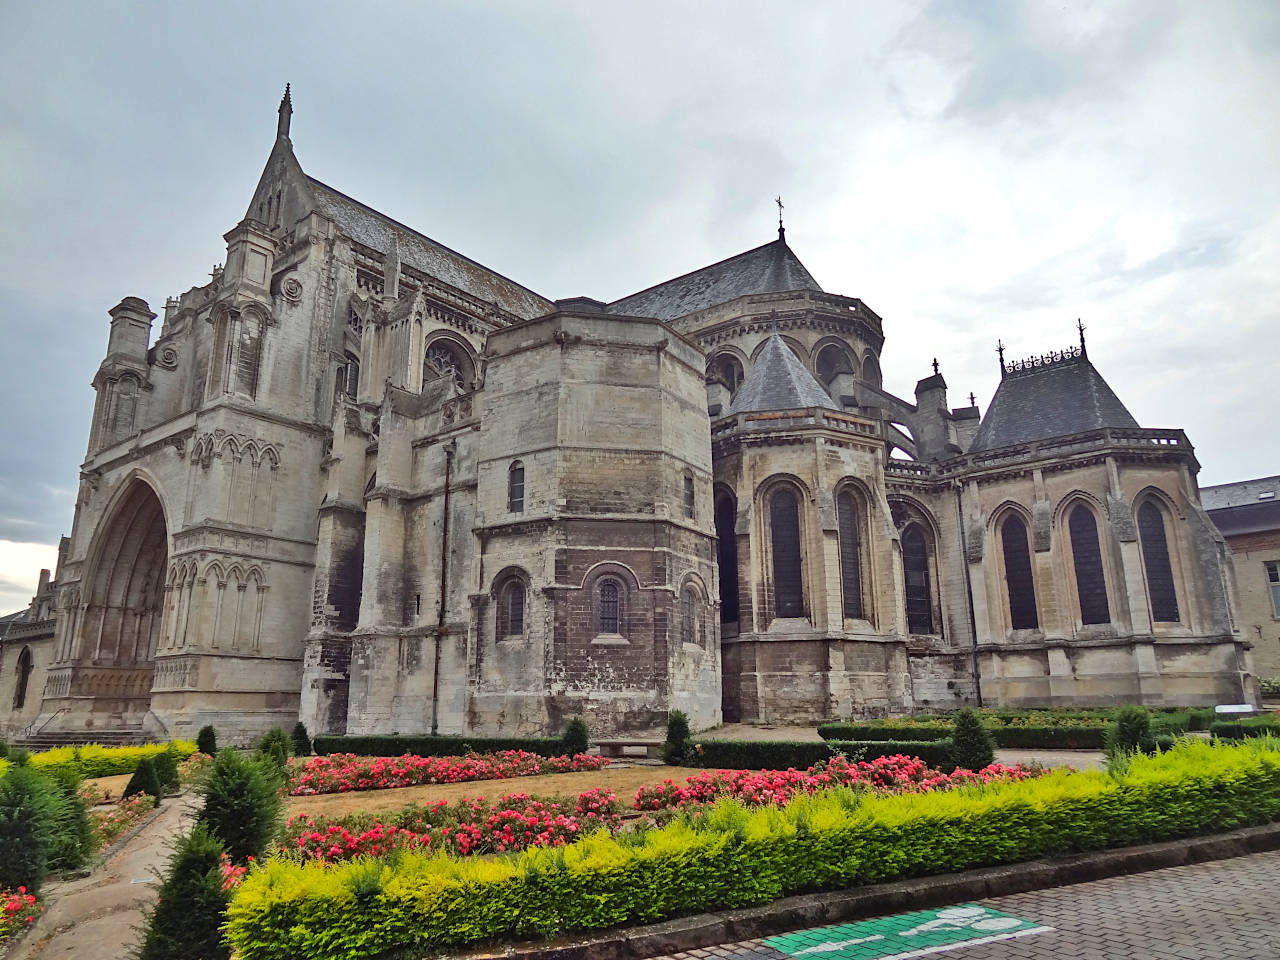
[{"xmin": 0, "ymin": 92, "xmax": 1258, "ymax": 744}]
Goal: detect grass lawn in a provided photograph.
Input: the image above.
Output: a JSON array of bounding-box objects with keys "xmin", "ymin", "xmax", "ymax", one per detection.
[{"xmin": 284, "ymin": 765, "xmax": 709, "ymax": 818}]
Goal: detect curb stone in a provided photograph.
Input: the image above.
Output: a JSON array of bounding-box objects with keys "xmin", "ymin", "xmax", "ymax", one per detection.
[{"xmin": 447, "ymin": 821, "xmax": 1280, "ymax": 960}]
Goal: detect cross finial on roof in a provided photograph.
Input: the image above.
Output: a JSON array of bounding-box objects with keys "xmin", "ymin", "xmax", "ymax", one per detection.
[
  {"xmin": 932, "ymin": 357, "xmax": 939, "ymax": 376},
  {"xmin": 969, "ymin": 391, "xmax": 976, "ymax": 407},
  {"xmin": 1077, "ymin": 317, "xmax": 1087, "ymax": 355},
  {"xmin": 997, "ymin": 339, "xmax": 1006, "ymax": 376},
  {"xmin": 775, "ymin": 195, "xmax": 785, "ymax": 239},
  {"xmin": 277, "ymin": 83, "xmax": 293, "ymax": 140}
]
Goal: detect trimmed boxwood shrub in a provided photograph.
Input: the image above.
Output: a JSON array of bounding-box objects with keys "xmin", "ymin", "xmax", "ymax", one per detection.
[
  {"xmin": 817, "ymin": 723, "xmax": 951, "ymax": 742},
  {"xmin": 818, "ymin": 722, "xmax": 1106, "ymax": 749},
  {"xmin": 224, "ymin": 740, "xmax": 1280, "ymax": 959},
  {"xmin": 311, "ymin": 734, "xmax": 570, "ymax": 758},
  {"xmin": 692, "ymin": 739, "xmax": 955, "ymax": 771},
  {"xmin": 950, "ymin": 708, "xmax": 996, "ymax": 771},
  {"xmin": 561, "ymin": 717, "xmax": 589, "ymax": 757},
  {"xmin": 138, "ymin": 822, "xmax": 230, "ymax": 960},
  {"xmin": 199, "ymin": 749, "xmax": 282, "ymax": 865},
  {"xmin": 196, "ymin": 725, "xmax": 218, "ymax": 756},
  {"xmin": 291, "ymin": 722, "xmax": 312, "ymax": 758}
]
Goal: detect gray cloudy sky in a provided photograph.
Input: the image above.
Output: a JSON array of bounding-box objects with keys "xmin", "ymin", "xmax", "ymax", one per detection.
[{"xmin": 0, "ymin": 0, "xmax": 1277, "ymax": 611}]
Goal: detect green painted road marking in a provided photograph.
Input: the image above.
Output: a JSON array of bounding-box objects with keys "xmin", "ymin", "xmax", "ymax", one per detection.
[{"xmin": 765, "ymin": 905, "xmax": 1052, "ymax": 959}]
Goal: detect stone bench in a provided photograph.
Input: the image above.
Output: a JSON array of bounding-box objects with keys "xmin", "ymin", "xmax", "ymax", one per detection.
[{"xmin": 595, "ymin": 739, "xmax": 665, "ymax": 759}]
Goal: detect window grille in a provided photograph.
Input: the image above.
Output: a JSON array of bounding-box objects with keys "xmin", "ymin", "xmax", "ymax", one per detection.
[
  {"xmin": 1001, "ymin": 514, "xmax": 1039, "ymax": 629},
  {"xmin": 770, "ymin": 489, "xmax": 804, "ymax": 617},
  {"xmin": 1138, "ymin": 502, "xmax": 1180, "ymax": 623},
  {"xmin": 715, "ymin": 494, "xmax": 739, "ymax": 623},
  {"xmin": 425, "ymin": 341, "xmax": 466, "ymax": 389},
  {"xmin": 902, "ymin": 524, "xmax": 934, "ymax": 634},
  {"xmin": 508, "ymin": 462, "xmax": 525, "ymax": 513},
  {"xmin": 598, "ymin": 579, "xmax": 621, "ymax": 635},
  {"xmin": 1069, "ymin": 506, "xmax": 1111, "ymax": 625},
  {"xmin": 1268, "ymin": 562, "xmax": 1280, "ymax": 618},
  {"xmin": 836, "ymin": 492, "xmax": 864, "ymax": 620}
]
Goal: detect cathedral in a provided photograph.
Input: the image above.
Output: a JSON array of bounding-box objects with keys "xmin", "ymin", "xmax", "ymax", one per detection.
[{"xmin": 0, "ymin": 90, "xmax": 1255, "ymax": 744}]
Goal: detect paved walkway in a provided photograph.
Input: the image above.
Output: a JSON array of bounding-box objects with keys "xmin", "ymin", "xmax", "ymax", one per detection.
[
  {"xmin": 9, "ymin": 796, "xmax": 196, "ymax": 960},
  {"xmin": 648, "ymin": 849, "xmax": 1280, "ymax": 959}
]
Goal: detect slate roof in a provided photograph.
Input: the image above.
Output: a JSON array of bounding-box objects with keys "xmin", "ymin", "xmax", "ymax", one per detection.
[
  {"xmin": 970, "ymin": 355, "xmax": 1140, "ymax": 452},
  {"xmin": 306, "ymin": 177, "xmax": 554, "ymax": 321},
  {"xmin": 729, "ymin": 333, "xmax": 839, "ymax": 415},
  {"xmin": 608, "ymin": 233, "xmax": 822, "ymax": 321},
  {"xmin": 1201, "ymin": 475, "xmax": 1280, "ymax": 537}
]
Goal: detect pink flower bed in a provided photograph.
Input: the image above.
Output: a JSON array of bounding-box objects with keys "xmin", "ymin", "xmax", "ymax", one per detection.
[
  {"xmin": 283, "ymin": 787, "xmax": 622, "ymax": 862},
  {"xmin": 633, "ymin": 755, "xmax": 1041, "ymax": 811},
  {"xmin": 287, "ymin": 750, "xmax": 609, "ymax": 796}
]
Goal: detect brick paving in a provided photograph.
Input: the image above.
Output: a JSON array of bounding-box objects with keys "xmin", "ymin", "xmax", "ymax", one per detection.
[{"xmin": 647, "ymin": 850, "xmax": 1280, "ymax": 959}]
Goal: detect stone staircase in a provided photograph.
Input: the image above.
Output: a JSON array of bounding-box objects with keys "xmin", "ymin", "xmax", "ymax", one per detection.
[{"xmin": 14, "ymin": 729, "xmax": 152, "ymax": 751}]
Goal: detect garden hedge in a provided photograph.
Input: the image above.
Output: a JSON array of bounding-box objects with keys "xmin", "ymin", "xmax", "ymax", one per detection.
[
  {"xmin": 1211, "ymin": 718, "xmax": 1280, "ymax": 740},
  {"xmin": 26, "ymin": 741, "xmax": 197, "ymax": 780},
  {"xmin": 225, "ymin": 740, "xmax": 1280, "ymax": 959},
  {"xmin": 694, "ymin": 738, "xmax": 955, "ymax": 770},
  {"xmin": 310, "ymin": 734, "xmax": 571, "ymax": 758},
  {"xmin": 818, "ymin": 722, "xmax": 1104, "ymax": 749}
]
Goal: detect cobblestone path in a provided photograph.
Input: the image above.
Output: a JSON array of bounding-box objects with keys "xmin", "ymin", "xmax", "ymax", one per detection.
[{"xmin": 649, "ymin": 849, "xmax": 1280, "ymax": 959}]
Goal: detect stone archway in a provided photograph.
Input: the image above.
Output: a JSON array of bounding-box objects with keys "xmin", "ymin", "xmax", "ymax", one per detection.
[{"xmin": 73, "ymin": 479, "xmax": 168, "ymax": 712}]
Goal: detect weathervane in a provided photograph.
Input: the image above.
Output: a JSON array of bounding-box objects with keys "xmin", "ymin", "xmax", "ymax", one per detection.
[
  {"xmin": 969, "ymin": 391, "xmax": 976, "ymax": 407},
  {"xmin": 775, "ymin": 195, "xmax": 785, "ymax": 238},
  {"xmin": 997, "ymin": 339, "xmax": 1006, "ymax": 376},
  {"xmin": 1077, "ymin": 317, "xmax": 1087, "ymax": 356}
]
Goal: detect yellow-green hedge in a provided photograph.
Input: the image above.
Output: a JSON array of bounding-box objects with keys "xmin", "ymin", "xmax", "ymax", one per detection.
[
  {"xmin": 25, "ymin": 741, "xmax": 197, "ymax": 780},
  {"xmin": 224, "ymin": 740, "xmax": 1280, "ymax": 960}
]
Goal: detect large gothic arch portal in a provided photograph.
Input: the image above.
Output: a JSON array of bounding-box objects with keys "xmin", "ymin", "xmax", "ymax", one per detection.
[{"xmin": 73, "ymin": 479, "xmax": 167, "ymax": 712}]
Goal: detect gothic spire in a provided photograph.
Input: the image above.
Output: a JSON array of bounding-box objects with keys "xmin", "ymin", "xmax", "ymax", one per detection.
[{"xmin": 277, "ymin": 83, "xmax": 293, "ymax": 140}]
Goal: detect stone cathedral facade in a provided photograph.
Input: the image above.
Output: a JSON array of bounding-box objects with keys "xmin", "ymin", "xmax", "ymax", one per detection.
[{"xmin": 0, "ymin": 92, "xmax": 1256, "ymax": 743}]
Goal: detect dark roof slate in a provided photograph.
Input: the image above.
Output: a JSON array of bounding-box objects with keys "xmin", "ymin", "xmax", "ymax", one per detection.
[
  {"xmin": 729, "ymin": 333, "xmax": 839, "ymax": 415},
  {"xmin": 306, "ymin": 177, "xmax": 554, "ymax": 320},
  {"xmin": 971, "ymin": 355, "xmax": 1139, "ymax": 452},
  {"xmin": 1202, "ymin": 476, "xmax": 1280, "ymax": 537},
  {"xmin": 608, "ymin": 234, "xmax": 821, "ymax": 321}
]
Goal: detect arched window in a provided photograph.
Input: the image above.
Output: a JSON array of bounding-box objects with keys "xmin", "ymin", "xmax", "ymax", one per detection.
[
  {"xmin": 111, "ymin": 376, "xmax": 139, "ymax": 441},
  {"xmin": 715, "ymin": 492, "xmax": 739, "ymax": 624},
  {"xmin": 681, "ymin": 586, "xmax": 701, "ymax": 646},
  {"xmin": 1138, "ymin": 501, "xmax": 1180, "ymax": 623},
  {"xmin": 1069, "ymin": 505, "xmax": 1111, "ymax": 625},
  {"xmin": 710, "ymin": 354, "xmax": 745, "ymax": 397},
  {"xmin": 683, "ymin": 472, "xmax": 695, "ymax": 519},
  {"xmin": 902, "ymin": 524, "xmax": 934, "ymax": 634},
  {"xmin": 425, "ymin": 339, "xmax": 471, "ymax": 389},
  {"xmin": 836, "ymin": 491, "xmax": 864, "ymax": 620},
  {"xmin": 862, "ymin": 353, "xmax": 882, "ymax": 389},
  {"xmin": 597, "ymin": 578, "xmax": 622, "ymax": 635},
  {"xmin": 1001, "ymin": 514, "xmax": 1038, "ymax": 630},
  {"xmin": 12, "ymin": 646, "xmax": 32, "ymax": 710},
  {"xmin": 236, "ymin": 312, "xmax": 263, "ymax": 397},
  {"xmin": 496, "ymin": 578, "xmax": 526, "ymax": 638},
  {"xmin": 508, "ymin": 461, "xmax": 525, "ymax": 513},
  {"xmin": 770, "ymin": 488, "xmax": 804, "ymax": 618},
  {"xmin": 816, "ymin": 344, "xmax": 855, "ymax": 385}
]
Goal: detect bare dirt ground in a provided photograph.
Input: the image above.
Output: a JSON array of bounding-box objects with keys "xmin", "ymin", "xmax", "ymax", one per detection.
[{"xmin": 81, "ymin": 773, "xmax": 132, "ymax": 799}]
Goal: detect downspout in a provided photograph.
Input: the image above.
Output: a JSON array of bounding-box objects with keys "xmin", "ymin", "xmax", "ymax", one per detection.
[
  {"xmin": 954, "ymin": 479, "xmax": 984, "ymax": 707},
  {"xmin": 430, "ymin": 440, "xmax": 455, "ymax": 735}
]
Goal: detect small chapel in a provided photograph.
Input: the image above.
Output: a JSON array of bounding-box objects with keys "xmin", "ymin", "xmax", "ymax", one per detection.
[{"xmin": 0, "ymin": 90, "xmax": 1253, "ymax": 744}]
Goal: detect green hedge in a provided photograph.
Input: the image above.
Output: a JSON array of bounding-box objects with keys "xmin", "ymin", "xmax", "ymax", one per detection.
[
  {"xmin": 310, "ymin": 734, "xmax": 571, "ymax": 758},
  {"xmin": 694, "ymin": 738, "xmax": 955, "ymax": 770},
  {"xmin": 27, "ymin": 741, "xmax": 197, "ymax": 780},
  {"xmin": 1211, "ymin": 718, "xmax": 1280, "ymax": 740},
  {"xmin": 818, "ymin": 722, "xmax": 1104, "ymax": 750},
  {"xmin": 225, "ymin": 741, "xmax": 1280, "ymax": 959}
]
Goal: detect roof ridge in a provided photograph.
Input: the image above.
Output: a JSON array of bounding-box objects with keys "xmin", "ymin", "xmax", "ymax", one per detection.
[
  {"xmin": 608, "ymin": 236, "xmax": 787, "ymax": 307},
  {"xmin": 306, "ymin": 175, "xmax": 553, "ymax": 307}
]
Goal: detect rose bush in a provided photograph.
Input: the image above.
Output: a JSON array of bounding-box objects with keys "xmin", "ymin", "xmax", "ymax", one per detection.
[
  {"xmin": 0, "ymin": 887, "xmax": 42, "ymax": 942},
  {"xmin": 633, "ymin": 754, "xmax": 1041, "ymax": 811},
  {"xmin": 286, "ymin": 750, "xmax": 608, "ymax": 796},
  {"xmin": 89, "ymin": 793, "xmax": 157, "ymax": 848},
  {"xmin": 282, "ymin": 787, "xmax": 623, "ymax": 863}
]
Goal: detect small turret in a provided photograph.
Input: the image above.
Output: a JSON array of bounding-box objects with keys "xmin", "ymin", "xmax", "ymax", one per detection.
[{"xmin": 106, "ymin": 297, "xmax": 155, "ymax": 361}]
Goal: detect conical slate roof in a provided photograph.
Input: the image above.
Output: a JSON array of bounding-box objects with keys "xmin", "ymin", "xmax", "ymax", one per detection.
[
  {"xmin": 608, "ymin": 232, "xmax": 822, "ymax": 321},
  {"xmin": 729, "ymin": 334, "xmax": 839, "ymax": 415},
  {"xmin": 971, "ymin": 354, "xmax": 1140, "ymax": 452}
]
